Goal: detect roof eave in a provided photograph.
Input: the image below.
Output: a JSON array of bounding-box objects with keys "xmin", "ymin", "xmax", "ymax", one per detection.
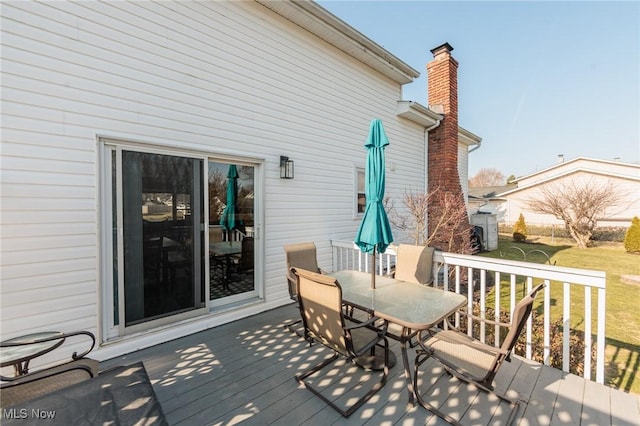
[
  {"xmin": 458, "ymin": 126, "xmax": 482, "ymax": 147},
  {"xmin": 396, "ymin": 101, "xmax": 442, "ymax": 128},
  {"xmin": 255, "ymin": 0, "xmax": 420, "ymax": 84}
]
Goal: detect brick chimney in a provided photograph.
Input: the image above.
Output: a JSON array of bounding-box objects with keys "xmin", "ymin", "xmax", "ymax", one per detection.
[{"xmin": 427, "ymin": 43, "xmax": 471, "ymax": 252}]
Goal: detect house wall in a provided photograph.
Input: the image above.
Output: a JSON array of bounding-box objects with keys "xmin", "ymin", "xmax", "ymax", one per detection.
[
  {"xmin": 504, "ymin": 167, "xmax": 640, "ymax": 227},
  {"xmin": 458, "ymin": 143, "xmax": 470, "ymax": 203},
  {"xmin": 1, "ymin": 1, "xmax": 429, "ymax": 362},
  {"xmin": 517, "ymin": 158, "xmax": 639, "ymax": 187}
]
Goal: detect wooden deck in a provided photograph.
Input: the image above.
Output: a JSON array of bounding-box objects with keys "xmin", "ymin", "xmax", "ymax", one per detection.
[{"xmin": 100, "ymin": 304, "xmax": 640, "ymax": 426}]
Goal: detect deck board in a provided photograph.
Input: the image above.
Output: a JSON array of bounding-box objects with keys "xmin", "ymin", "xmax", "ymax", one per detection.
[{"xmin": 100, "ymin": 304, "xmax": 640, "ymax": 426}]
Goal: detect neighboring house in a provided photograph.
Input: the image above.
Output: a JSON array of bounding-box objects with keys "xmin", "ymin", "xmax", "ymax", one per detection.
[
  {"xmin": 496, "ymin": 157, "xmax": 640, "ymax": 227},
  {"xmin": 0, "ymin": 1, "xmax": 479, "ymax": 363},
  {"xmin": 468, "ymin": 184, "xmax": 517, "ymax": 221}
]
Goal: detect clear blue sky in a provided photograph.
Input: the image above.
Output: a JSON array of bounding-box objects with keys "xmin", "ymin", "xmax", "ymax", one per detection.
[{"xmin": 318, "ymin": 1, "xmax": 640, "ymax": 179}]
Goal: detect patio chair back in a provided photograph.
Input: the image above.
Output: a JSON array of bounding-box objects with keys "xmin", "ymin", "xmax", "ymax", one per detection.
[
  {"xmin": 238, "ymin": 236, "xmax": 254, "ymax": 272},
  {"xmin": 284, "ymin": 242, "xmax": 321, "ymax": 300},
  {"xmin": 394, "ymin": 244, "xmax": 435, "ymax": 285},
  {"xmin": 292, "ymin": 267, "xmax": 347, "ymax": 355},
  {"xmin": 498, "ymin": 282, "xmax": 545, "ymax": 362}
]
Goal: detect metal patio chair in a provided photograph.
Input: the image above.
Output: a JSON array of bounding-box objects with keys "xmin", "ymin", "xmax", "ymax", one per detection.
[
  {"xmin": 386, "ymin": 244, "xmax": 435, "ymax": 344},
  {"xmin": 413, "ymin": 283, "xmax": 545, "ymax": 425},
  {"xmin": 291, "ymin": 267, "xmax": 390, "ymax": 418},
  {"xmin": 0, "ymin": 331, "xmax": 99, "ymax": 408},
  {"xmin": 393, "ymin": 244, "xmax": 435, "ymax": 285},
  {"xmin": 283, "ymin": 242, "xmax": 324, "ymax": 336}
]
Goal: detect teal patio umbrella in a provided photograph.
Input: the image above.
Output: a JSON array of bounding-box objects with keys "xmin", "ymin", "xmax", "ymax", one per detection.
[
  {"xmin": 220, "ymin": 164, "xmax": 239, "ymax": 238},
  {"xmin": 354, "ymin": 119, "xmax": 394, "ymax": 289}
]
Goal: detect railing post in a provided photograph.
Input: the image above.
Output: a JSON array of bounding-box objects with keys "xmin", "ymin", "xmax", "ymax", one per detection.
[{"xmin": 596, "ymin": 286, "xmax": 606, "ymax": 384}]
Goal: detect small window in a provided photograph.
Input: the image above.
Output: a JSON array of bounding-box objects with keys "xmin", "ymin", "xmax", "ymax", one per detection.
[{"xmin": 356, "ymin": 168, "xmax": 365, "ymax": 214}]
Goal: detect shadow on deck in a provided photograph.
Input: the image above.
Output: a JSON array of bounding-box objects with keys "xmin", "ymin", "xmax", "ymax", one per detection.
[{"xmin": 101, "ymin": 304, "xmax": 640, "ymax": 426}]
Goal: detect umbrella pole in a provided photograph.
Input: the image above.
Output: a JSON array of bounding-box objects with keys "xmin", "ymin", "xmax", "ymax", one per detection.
[{"xmin": 371, "ymin": 247, "xmax": 376, "ymax": 289}]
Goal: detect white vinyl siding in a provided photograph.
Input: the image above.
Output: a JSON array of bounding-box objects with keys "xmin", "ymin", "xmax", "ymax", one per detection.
[
  {"xmin": 458, "ymin": 142, "xmax": 470, "ymax": 204},
  {"xmin": 1, "ymin": 0, "xmax": 429, "ymax": 361}
]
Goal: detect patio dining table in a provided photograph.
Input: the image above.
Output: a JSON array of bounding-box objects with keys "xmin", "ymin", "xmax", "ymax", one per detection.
[
  {"xmin": 210, "ymin": 241, "xmax": 242, "ymax": 289},
  {"xmin": 331, "ymin": 270, "xmax": 467, "ymax": 406}
]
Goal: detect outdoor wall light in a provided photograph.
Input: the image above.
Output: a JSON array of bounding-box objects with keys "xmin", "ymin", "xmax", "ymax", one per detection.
[{"xmin": 280, "ymin": 156, "xmax": 294, "ymax": 179}]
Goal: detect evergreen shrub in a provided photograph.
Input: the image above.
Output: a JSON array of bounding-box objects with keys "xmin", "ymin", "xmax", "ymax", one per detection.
[
  {"xmin": 623, "ymin": 216, "xmax": 640, "ymax": 253},
  {"xmin": 512, "ymin": 213, "xmax": 527, "ymax": 242}
]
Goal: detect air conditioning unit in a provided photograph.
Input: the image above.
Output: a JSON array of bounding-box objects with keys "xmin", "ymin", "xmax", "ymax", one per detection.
[{"xmin": 470, "ymin": 213, "xmax": 498, "ymax": 251}]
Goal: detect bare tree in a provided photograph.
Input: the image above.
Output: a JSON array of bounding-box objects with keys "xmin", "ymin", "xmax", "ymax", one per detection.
[
  {"xmin": 469, "ymin": 168, "xmax": 506, "ymax": 187},
  {"xmin": 208, "ymin": 168, "xmax": 226, "ymax": 222},
  {"xmin": 526, "ymin": 178, "xmax": 626, "ymax": 248},
  {"xmin": 388, "ymin": 187, "xmax": 473, "ymax": 253}
]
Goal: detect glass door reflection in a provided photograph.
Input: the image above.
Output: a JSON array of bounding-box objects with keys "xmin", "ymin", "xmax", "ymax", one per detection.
[
  {"xmin": 121, "ymin": 151, "xmax": 205, "ymax": 326},
  {"xmin": 208, "ymin": 162, "xmax": 255, "ymax": 300}
]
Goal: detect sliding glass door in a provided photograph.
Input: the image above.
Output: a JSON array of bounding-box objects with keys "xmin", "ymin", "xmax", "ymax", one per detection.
[
  {"xmin": 102, "ymin": 140, "xmax": 261, "ymax": 337},
  {"xmin": 121, "ymin": 151, "xmax": 205, "ymax": 325}
]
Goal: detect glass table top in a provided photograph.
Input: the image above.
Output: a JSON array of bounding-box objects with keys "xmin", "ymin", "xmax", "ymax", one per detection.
[
  {"xmin": 332, "ymin": 270, "xmax": 467, "ymax": 330},
  {"xmin": 0, "ymin": 331, "xmax": 65, "ymax": 367}
]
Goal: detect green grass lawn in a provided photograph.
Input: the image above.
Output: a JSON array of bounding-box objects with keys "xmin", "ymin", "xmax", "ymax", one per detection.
[{"xmin": 477, "ymin": 235, "xmax": 640, "ymax": 394}]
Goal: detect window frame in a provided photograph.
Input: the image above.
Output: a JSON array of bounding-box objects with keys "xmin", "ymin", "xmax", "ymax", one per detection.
[{"xmin": 355, "ymin": 166, "xmax": 366, "ymax": 218}]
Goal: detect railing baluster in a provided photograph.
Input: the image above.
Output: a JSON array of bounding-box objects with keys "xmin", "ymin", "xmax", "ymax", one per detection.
[
  {"xmin": 563, "ymin": 282, "xmax": 571, "ymax": 373},
  {"xmin": 480, "ymin": 269, "xmax": 486, "ymax": 343},
  {"xmin": 596, "ymin": 287, "xmax": 606, "ymax": 384},
  {"xmin": 526, "ymin": 277, "xmax": 533, "ymax": 360},
  {"xmin": 495, "ymin": 271, "xmax": 501, "ymax": 348},
  {"xmin": 467, "ymin": 267, "xmax": 473, "ymax": 337},
  {"xmin": 454, "ymin": 264, "xmax": 460, "ymax": 329},
  {"xmin": 510, "ymin": 274, "xmax": 516, "ymax": 317},
  {"xmin": 543, "ymin": 280, "xmax": 551, "ymax": 366},
  {"xmin": 584, "ymin": 285, "xmax": 592, "ymax": 381}
]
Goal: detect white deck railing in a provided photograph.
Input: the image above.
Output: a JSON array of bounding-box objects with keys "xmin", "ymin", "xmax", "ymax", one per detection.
[{"xmin": 331, "ymin": 240, "xmax": 606, "ymax": 384}]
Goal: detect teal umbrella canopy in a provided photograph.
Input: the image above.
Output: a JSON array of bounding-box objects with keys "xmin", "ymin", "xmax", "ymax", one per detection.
[
  {"xmin": 220, "ymin": 164, "xmax": 239, "ymax": 233},
  {"xmin": 354, "ymin": 119, "xmax": 393, "ymax": 284}
]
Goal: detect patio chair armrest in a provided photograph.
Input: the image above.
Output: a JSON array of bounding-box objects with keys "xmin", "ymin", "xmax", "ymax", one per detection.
[
  {"xmin": 345, "ymin": 316, "xmax": 383, "ymax": 331},
  {"xmin": 416, "ymin": 328, "xmax": 509, "ymax": 357},
  {"xmin": 0, "ymin": 331, "xmax": 96, "ymax": 364},
  {"xmin": 344, "ymin": 317, "xmax": 389, "ymax": 333},
  {"xmin": 455, "ymin": 310, "xmax": 511, "ymax": 329},
  {"xmin": 467, "ymin": 339, "xmax": 509, "ymax": 355}
]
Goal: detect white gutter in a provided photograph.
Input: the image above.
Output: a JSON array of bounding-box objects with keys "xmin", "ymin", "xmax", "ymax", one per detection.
[{"xmin": 458, "ymin": 126, "xmax": 482, "ymax": 153}]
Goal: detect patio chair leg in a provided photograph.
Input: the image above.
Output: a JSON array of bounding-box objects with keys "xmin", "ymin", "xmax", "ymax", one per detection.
[
  {"xmin": 413, "ymin": 349, "xmax": 521, "ymax": 426},
  {"xmin": 283, "ymin": 318, "xmax": 303, "ymax": 335},
  {"xmin": 295, "ymin": 339, "xmax": 390, "ymax": 418},
  {"xmin": 284, "ymin": 319, "xmax": 315, "ymax": 345}
]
